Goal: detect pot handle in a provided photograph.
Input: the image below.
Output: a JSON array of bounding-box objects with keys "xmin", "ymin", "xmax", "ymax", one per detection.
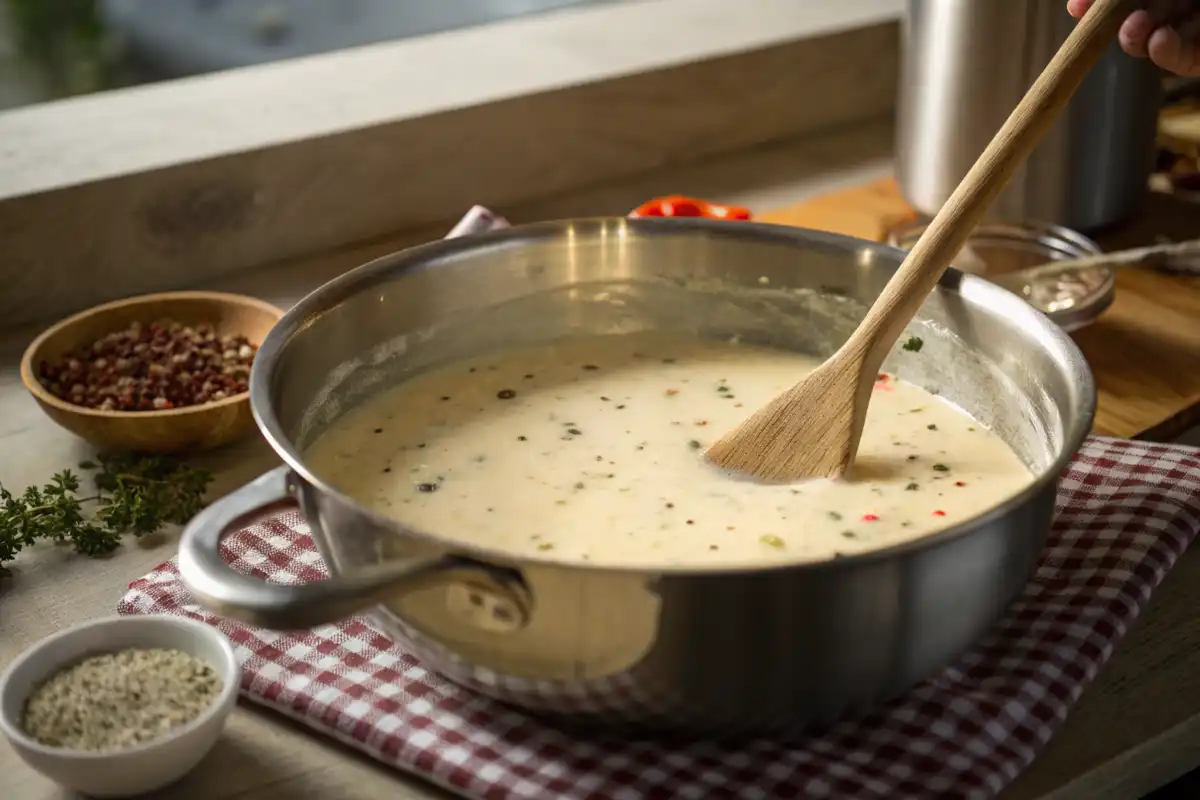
[{"xmin": 177, "ymin": 466, "xmax": 532, "ymax": 632}]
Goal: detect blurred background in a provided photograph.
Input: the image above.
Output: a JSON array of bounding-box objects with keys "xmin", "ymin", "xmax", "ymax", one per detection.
[{"xmin": 0, "ymin": 0, "xmax": 614, "ymax": 110}]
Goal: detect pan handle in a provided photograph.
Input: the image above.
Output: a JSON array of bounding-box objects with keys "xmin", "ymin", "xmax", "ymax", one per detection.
[{"xmin": 177, "ymin": 466, "xmax": 532, "ymax": 631}]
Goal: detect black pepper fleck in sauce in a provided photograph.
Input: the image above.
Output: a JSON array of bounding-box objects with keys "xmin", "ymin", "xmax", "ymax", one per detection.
[{"xmin": 305, "ymin": 333, "xmax": 1034, "ymax": 569}]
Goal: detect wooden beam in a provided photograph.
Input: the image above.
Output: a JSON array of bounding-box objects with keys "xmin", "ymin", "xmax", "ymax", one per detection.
[{"xmin": 0, "ymin": 0, "xmax": 900, "ymax": 329}]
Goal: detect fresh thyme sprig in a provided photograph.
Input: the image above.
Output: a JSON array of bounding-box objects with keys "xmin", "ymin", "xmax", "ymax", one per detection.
[{"xmin": 0, "ymin": 454, "xmax": 212, "ymax": 576}]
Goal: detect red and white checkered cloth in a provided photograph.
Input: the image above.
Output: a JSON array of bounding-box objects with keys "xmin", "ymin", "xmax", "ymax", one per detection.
[{"xmin": 118, "ymin": 436, "xmax": 1200, "ymax": 799}]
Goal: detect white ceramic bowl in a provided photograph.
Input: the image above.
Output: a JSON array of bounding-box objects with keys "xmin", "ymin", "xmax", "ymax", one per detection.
[{"xmin": 0, "ymin": 614, "xmax": 240, "ymax": 798}]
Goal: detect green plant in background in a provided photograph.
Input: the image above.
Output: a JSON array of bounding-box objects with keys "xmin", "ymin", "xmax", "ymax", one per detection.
[{"xmin": 5, "ymin": 0, "xmax": 122, "ymax": 97}]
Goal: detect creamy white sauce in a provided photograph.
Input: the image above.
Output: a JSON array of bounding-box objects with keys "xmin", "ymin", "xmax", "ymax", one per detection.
[{"xmin": 305, "ymin": 333, "xmax": 1034, "ymax": 567}]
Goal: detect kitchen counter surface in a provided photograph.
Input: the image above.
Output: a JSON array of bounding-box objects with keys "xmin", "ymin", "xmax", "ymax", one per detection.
[{"xmin": 3, "ymin": 130, "xmax": 1199, "ymax": 799}]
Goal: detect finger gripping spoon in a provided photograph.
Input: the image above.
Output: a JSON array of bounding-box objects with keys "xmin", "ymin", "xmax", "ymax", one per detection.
[{"xmin": 706, "ymin": 0, "xmax": 1135, "ymax": 483}]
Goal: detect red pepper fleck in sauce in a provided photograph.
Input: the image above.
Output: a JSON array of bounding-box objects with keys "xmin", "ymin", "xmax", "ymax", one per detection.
[
  {"xmin": 665, "ymin": 388, "xmax": 680, "ymax": 396},
  {"xmin": 954, "ymin": 481, "xmax": 967, "ymax": 487},
  {"xmin": 932, "ymin": 510, "xmax": 946, "ymax": 517},
  {"xmin": 873, "ymin": 373, "xmax": 893, "ymax": 392},
  {"xmin": 862, "ymin": 513, "xmax": 879, "ymax": 522}
]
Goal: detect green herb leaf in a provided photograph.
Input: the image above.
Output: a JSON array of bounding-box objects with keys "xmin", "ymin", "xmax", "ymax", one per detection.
[
  {"xmin": 1, "ymin": 455, "xmax": 212, "ymax": 576},
  {"xmin": 902, "ymin": 336, "xmax": 924, "ymax": 352}
]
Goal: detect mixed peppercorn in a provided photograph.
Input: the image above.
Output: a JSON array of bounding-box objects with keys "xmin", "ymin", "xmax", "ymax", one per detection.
[{"xmin": 39, "ymin": 320, "xmax": 257, "ymax": 412}]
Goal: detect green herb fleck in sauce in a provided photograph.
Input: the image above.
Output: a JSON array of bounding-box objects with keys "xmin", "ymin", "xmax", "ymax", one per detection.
[{"xmin": 902, "ymin": 336, "xmax": 924, "ymax": 352}]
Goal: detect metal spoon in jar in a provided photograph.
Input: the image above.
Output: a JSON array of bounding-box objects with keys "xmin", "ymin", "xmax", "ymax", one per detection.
[{"xmin": 990, "ymin": 238, "xmax": 1200, "ymax": 295}]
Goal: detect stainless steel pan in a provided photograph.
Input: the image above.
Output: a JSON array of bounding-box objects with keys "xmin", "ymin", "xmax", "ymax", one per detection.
[{"xmin": 178, "ymin": 218, "xmax": 1095, "ymax": 734}]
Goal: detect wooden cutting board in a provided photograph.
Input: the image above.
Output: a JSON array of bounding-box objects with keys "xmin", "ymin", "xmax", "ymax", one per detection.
[{"xmin": 760, "ymin": 178, "xmax": 1200, "ymax": 441}]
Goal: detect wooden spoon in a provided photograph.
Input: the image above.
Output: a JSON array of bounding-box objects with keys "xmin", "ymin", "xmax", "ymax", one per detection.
[{"xmin": 706, "ymin": 0, "xmax": 1135, "ymax": 483}]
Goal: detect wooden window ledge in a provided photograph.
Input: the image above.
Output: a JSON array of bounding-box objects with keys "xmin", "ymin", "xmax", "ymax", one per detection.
[{"xmin": 0, "ymin": 0, "xmax": 902, "ymax": 329}]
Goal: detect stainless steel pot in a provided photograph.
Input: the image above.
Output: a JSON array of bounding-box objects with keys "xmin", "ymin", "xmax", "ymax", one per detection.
[
  {"xmin": 896, "ymin": 0, "xmax": 1163, "ymax": 232},
  {"xmin": 178, "ymin": 219, "xmax": 1095, "ymax": 734}
]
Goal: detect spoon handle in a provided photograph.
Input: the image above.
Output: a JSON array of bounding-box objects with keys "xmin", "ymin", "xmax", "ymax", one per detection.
[
  {"xmin": 851, "ymin": 0, "xmax": 1135, "ymax": 363},
  {"xmin": 1003, "ymin": 239, "xmax": 1200, "ymax": 287}
]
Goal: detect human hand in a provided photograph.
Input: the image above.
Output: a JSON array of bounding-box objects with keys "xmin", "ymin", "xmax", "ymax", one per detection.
[{"xmin": 1068, "ymin": 0, "xmax": 1200, "ymax": 76}]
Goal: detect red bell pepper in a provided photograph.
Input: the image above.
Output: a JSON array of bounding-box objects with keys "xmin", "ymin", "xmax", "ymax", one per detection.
[{"xmin": 628, "ymin": 195, "xmax": 752, "ymax": 221}]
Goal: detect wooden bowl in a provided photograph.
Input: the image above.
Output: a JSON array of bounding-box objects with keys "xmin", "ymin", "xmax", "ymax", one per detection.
[{"xmin": 20, "ymin": 291, "xmax": 284, "ymax": 454}]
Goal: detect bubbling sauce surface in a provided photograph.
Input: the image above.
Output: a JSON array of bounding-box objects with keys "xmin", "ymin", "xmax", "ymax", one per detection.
[{"xmin": 305, "ymin": 333, "xmax": 1034, "ymax": 567}]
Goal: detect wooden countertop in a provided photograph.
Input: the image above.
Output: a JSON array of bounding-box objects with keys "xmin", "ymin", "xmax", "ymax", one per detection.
[
  {"xmin": 3, "ymin": 166, "xmax": 1200, "ymax": 800},
  {"xmin": 760, "ymin": 178, "xmax": 1200, "ymax": 441}
]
